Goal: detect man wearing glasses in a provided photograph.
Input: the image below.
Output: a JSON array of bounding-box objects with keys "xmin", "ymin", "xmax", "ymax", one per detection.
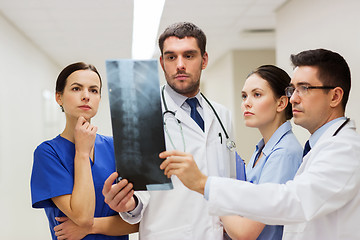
[{"xmin": 160, "ymin": 48, "xmax": 360, "ymax": 239}]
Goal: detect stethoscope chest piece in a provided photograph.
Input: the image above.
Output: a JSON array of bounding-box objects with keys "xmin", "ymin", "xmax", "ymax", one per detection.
[{"xmin": 226, "ymin": 139, "xmax": 236, "ymax": 152}]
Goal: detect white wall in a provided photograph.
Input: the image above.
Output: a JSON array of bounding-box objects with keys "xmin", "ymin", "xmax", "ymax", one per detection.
[
  {"xmin": 0, "ymin": 13, "xmax": 61, "ymax": 239},
  {"xmin": 203, "ymin": 51, "xmax": 235, "ymax": 114},
  {"xmin": 276, "ymin": 0, "xmax": 360, "ymax": 144},
  {"xmin": 203, "ymin": 0, "xmax": 360, "ymax": 161}
]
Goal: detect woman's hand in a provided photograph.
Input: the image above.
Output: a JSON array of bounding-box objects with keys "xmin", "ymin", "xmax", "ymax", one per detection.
[
  {"xmin": 54, "ymin": 217, "xmax": 91, "ymax": 240},
  {"xmin": 74, "ymin": 116, "xmax": 97, "ymax": 157},
  {"xmin": 52, "ymin": 116, "xmax": 96, "ymax": 227}
]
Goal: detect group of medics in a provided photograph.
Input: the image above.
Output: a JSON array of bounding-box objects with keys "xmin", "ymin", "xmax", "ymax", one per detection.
[{"xmin": 31, "ymin": 21, "xmax": 360, "ymax": 240}]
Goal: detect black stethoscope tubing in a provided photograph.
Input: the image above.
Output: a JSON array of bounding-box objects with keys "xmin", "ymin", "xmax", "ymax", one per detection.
[
  {"xmin": 161, "ymin": 85, "xmax": 231, "ymax": 142},
  {"xmin": 333, "ymin": 117, "xmax": 350, "ymax": 136},
  {"xmin": 200, "ymin": 92, "xmax": 230, "ymax": 139}
]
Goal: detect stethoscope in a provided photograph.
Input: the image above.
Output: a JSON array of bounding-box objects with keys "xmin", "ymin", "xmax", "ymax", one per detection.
[
  {"xmin": 306, "ymin": 118, "xmax": 350, "ymax": 156},
  {"xmin": 333, "ymin": 117, "xmax": 350, "ymax": 136},
  {"xmin": 161, "ymin": 85, "xmax": 236, "ymax": 152}
]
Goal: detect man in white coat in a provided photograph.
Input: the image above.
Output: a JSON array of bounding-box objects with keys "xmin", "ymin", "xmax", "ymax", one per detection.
[
  {"xmin": 161, "ymin": 48, "xmax": 360, "ymax": 239},
  {"xmin": 102, "ymin": 22, "xmax": 236, "ymax": 240}
]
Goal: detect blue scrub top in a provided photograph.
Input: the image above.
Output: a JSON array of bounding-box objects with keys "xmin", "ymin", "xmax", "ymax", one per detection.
[
  {"xmin": 246, "ymin": 121, "xmax": 302, "ymax": 240},
  {"xmin": 31, "ymin": 134, "xmax": 128, "ymax": 240}
]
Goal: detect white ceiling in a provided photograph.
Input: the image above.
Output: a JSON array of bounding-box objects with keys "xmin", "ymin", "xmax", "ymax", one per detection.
[{"xmin": 0, "ymin": 0, "xmax": 288, "ymax": 70}]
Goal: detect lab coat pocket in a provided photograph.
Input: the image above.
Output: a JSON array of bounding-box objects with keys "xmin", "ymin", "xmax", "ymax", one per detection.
[
  {"xmin": 209, "ymin": 139, "xmax": 231, "ymax": 177},
  {"xmin": 142, "ymin": 225, "xmax": 193, "ymax": 240}
]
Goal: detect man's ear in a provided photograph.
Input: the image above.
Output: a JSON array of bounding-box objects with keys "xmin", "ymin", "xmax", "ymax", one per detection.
[
  {"xmin": 329, "ymin": 87, "xmax": 344, "ymax": 108},
  {"xmin": 159, "ymin": 55, "xmax": 165, "ymax": 71},
  {"xmin": 277, "ymin": 95, "xmax": 288, "ymax": 113},
  {"xmin": 201, "ymin": 52, "xmax": 208, "ymax": 70}
]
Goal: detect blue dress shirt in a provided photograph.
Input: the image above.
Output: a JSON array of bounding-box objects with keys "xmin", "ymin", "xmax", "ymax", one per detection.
[
  {"xmin": 206, "ymin": 121, "xmax": 302, "ymax": 239},
  {"xmin": 245, "ymin": 121, "xmax": 302, "ymax": 240}
]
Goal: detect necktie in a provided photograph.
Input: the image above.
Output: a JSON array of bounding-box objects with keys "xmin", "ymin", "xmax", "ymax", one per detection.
[
  {"xmin": 185, "ymin": 98, "xmax": 204, "ymax": 131},
  {"xmin": 303, "ymin": 140, "xmax": 311, "ymax": 157}
]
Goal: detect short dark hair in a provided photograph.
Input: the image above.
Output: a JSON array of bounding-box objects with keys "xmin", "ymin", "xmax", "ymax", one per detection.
[
  {"xmin": 158, "ymin": 22, "xmax": 207, "ymax": 56},
  {"xmin": 56, "ymin": 62, "xmax": 102, "ymax": 94},
  {"xmin": 248, "ymin": 65, "xmax": 293, "ymax": 120},
  {"xmin": 290, "ymin": 48, "xmax": 351, "ymax": 110}
]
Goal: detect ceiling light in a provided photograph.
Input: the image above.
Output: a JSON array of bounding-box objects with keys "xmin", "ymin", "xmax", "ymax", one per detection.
[
  {"xmin": 242, "ymin": 28, "xmax": 275, "ymax": 34},
  {"xmin": 132, "ymin": 0, "xmax": 165, "ymax": 59}
]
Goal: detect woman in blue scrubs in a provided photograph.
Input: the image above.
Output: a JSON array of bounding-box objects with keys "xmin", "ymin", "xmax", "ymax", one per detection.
[
  {"xmin": 221, "ymin": 65, "xmax": 303, "ymax": 240},
  {"xmin": 30, "ymin": 62, "xmax": 138, "ymax": 239}
]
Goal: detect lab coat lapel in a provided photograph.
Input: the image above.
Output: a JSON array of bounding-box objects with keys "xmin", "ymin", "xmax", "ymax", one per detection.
[
  {"xmin": 174, "ymin": 107, "xmax": 206, "ymax": 135},
  {"xmin": 163, "ymin": 89, "xmax": 204, "ymax": 135},
  {"xmin": 296, "ymin": 119, "xmax": 354, "ymax": 175},
  {"xmin": 173, "ymin": 95, "xmax": 216, "ymax": 135},
  {"xmin": 202, "ymin": 99, "xmax": 216, "ymax": 136}
]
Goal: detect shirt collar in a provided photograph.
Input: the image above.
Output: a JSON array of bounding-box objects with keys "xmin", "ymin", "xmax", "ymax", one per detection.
[
  {"xmin": 164, "ymin": 84, "xmax": 203, "ymax": 108},
  {"xmin": 308, "ymin": 117, "xmax": 346, "ymax": 148},
  {"xmin": 259, "ymin": 121, "xmax": 292, "ymax": 157}
]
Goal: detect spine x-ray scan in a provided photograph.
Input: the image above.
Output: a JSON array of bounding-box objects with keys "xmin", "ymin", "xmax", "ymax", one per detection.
[{"xmin": 106, "ymin": 59, "xmax": 173, "ymax": 191}]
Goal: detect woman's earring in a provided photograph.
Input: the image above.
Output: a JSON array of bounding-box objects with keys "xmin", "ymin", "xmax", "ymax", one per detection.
[{"xmin": 60, "ymin": 105, "xmax": 64, "ymax": 112}]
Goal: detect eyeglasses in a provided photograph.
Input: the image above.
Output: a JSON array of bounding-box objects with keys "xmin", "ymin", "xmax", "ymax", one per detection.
[{"xmin": 285, "ymin": 85, "xmax": 336, "ymax": 97}]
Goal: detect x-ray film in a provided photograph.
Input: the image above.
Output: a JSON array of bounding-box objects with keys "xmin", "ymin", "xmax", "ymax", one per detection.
[{"xmin": 106, "ymin": 59, "xmax": 173, "ymax": 191}]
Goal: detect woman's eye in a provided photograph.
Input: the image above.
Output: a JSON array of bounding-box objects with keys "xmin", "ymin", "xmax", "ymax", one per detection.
[
  {"xmin": 241, "ymin": 94, "xmax": 247, "ymax": 100},
  {"xmin": 72, "ymin": 87, "xmax": 80, "ymax": 91},
  {"xmin": 254, "ymin": 92, "xmax": 261, "ymax": 97},
  {"xmin": 91, "ymin": 89, "xmax": 99, "ymax": 94}
]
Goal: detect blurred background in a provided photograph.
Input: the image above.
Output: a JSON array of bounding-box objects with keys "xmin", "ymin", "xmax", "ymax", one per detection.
[{"xmin": 0, "ymin": 0, "xmax": 359, "ymax": 239}]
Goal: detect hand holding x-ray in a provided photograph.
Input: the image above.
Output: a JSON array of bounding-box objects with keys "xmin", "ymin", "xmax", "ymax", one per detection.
[
  {"xmin": 102, "ymin": 172, "xmax": 137, "ymax": 213},
  {"xmin": 159, "ymin": 150, "xmax": 208, "ymax": 195}
]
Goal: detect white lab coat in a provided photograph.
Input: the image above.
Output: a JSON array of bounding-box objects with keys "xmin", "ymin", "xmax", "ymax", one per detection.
[
  {"xmin": 121, "ymin": 85, "xmax": 236, "ymax": 240},
  {"xmin": 207, "ymin": 119, "xmax": 360, "ymax": 240}
]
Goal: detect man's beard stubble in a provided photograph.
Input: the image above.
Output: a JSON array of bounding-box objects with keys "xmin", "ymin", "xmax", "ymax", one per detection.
[{"xmin": 165, "ymin": 69, "xmax": 201, "ymax": 96}]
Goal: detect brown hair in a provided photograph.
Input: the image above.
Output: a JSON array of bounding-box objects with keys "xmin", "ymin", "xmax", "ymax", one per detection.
[
  {"xmin": 158, "ymin": 22, "xmax": 207, "ymax": 56},
  {"xmin": 291, "ymin": 48, "xmax": 351, "ymax": 110},
  {"xmin": 56, "ymin": 62, "xmax": 102, "ymax": 95},
  {"xmin": 248, "ymin": 65, "xmax": 292, "ymax": 120}
]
